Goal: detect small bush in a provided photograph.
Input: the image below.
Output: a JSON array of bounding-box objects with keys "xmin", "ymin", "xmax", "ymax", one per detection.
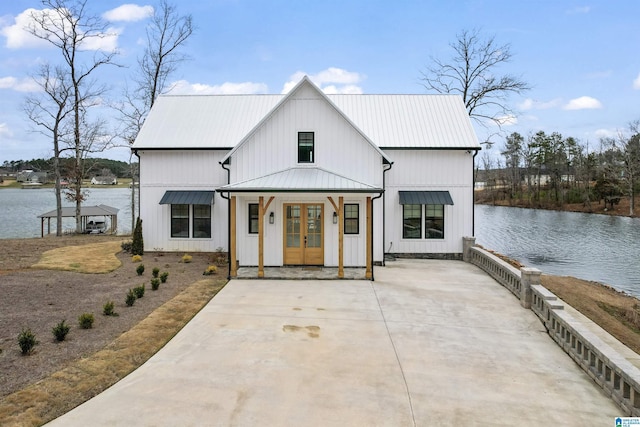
[
  {"xmin": 103, "ymin": 301, "xmax": 117, "ymax": 316},
  {"xmin": 133, "ymin": 284, "xmax": 145, "ymax": 298},
  {"xmin": 18, "ymin": 328, "xmax": 38, "ymax": 355},
  {"xmin": 121, "ymin": 241, "xmax": 133, "ymax": 253},
  {"xmin": 126, "ymin": 289, "xmax": 136, "ymax": 306},
  {"xmin": 132, "ymin": 255, "xmax": 142, "ymax": 263},
  {"xmin": 136, "ymin": 264, "xmax": 145, "ymax": 276},
  {"xmin": 160, "ymin": 271, "xmax": 169, "ymax": 283},
  {"xmin": 152, "ymin": 267, "xmax": 160, "ymax": 278},
  {"xmin": 182, "ymin": 254, "xmax": 192, "ymax": 263},
  {"xmin": 203, "ymin": 265, "xmax": 217, "ymax": 275},
  {"xmin": 151, "ymin": 278, "xmax": 160, "ymax": 290},
  {"xmin": 78, "ymin": 313, "xmax": 94, "ymax": 329},
  {"xmin": 52, "ymin": 320, "xmax": 70, "ymax": 342}
]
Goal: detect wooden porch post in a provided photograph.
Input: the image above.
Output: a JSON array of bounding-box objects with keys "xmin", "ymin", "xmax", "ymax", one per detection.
[
  {"xmin": 230, "ymin": 196, "xmax": 237, "ymax": 278},
  {"xmin": 366, "ymin": 196, "xmax": 372, "ymax": 280},
  {"xmin": 338, "ymin": 196, "xmax": 344, "ymax": 278},
  {"xmin": 258, "ymin": 196, "xmax": 264, "ymax": 278}
]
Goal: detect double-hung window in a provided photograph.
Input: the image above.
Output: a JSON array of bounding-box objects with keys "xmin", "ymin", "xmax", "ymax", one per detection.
[
  {"xmin": 170, "ymin": 204, "xmax": 211, "ymax": 238},
  {"xmin": 402, "ymin": 204, "xmax": 422, "ymax": 239},
  {"xmin": 298, "ymin": 132, "xmax": 314, "ymax": 163},
  {"xmin": 425, "ymin": 204, "xmax": 444, "ymax": 239},
  {"xmin": 344, "ymin": 204, "xmax": 359, "ymax": 234}
]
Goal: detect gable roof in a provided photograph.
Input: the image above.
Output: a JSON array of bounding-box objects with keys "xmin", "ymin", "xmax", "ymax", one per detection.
[
  {"xmin": 132, "ymin": 80, "xmax": 480, "ymax": 152},
  {"xmin": 220, "ymin": 76, "xmax": 391, "ymax": 165}
]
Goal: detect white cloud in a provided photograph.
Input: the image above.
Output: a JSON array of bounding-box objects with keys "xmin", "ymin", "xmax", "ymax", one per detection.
[
  {"xmin": 518, "ymin": 97, "xmax": 561, "ymax": 111},
  {"xmin": 167, "ymin": 80, "xmax": 268, "ymax": 95},
  {"xmin": 566, "ymin": 6, "xmax": 590, "ymax": 14},
  {"xmin": 103, "ymin": 4, "xmax": 154, "ymax": 22},
  {"xmin": 0, "ymin": 76, "xmax": 40, "ymax": 92},
  {"xmin": 594, "ymin": 128, "xmax": 617, "ymax": 139},
  {"xmin": 563, "ymin": 96, "xmax": 602, "ymax": 110},
  {"xmin": 1, "ymin": 8, "xmax": 119, "ymax": 51},
  {"xmin": 633, "ymin": 72, "xmax": 640, "ymax": 90},
  {"xmin": 495, "ymin": 115, "xmax": 518, "ymax": 126},
  {"xmin": 0, "ymin": 123, "xmax": 13, "ymax": 138},
  {"xmin": 282, "ymin": 68, "xmax": 366, "ymax": 94}
]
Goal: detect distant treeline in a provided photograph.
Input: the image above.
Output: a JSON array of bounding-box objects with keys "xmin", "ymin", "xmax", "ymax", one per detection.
[{"xmin": 1, "ymin": 158, "xmax": 137, "ymax": 179}]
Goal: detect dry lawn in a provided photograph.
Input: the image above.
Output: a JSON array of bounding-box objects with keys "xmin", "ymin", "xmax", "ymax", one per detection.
[{"xmin": 31, "ymin": 241, "xmax": 125, "ymax": 273}]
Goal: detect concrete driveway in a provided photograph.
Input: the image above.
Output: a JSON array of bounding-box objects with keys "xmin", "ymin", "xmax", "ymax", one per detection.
[{"xmin": 48, "ymin": 259, "xmax": 619, "ymax": 426}]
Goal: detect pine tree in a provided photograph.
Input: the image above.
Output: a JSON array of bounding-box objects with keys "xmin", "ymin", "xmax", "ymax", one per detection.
[{"xmin": 132, "ymin": 217, "xmax": 144, "ymax": 255}]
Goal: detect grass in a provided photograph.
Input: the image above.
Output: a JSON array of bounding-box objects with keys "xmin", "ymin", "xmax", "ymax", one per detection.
[
  {"xmin": 31, "ymin": 241, "xmax": 125, "ymax": 273},
  {"xmin": 0, "ymin": 278, "xmax": 226, "ymax": 426}
]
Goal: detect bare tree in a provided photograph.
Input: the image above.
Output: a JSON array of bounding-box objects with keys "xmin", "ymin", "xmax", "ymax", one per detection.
[
  {"xmin": 614, "ymin": 122, "xmax": 640, "ymax": 215},
  {"xmin": 27, "ymin": 0, "xmax": 119, "ymax": 233},
  {"xmin": 117, "ymin": 0, "xmax": 194, "ymax": 231},
  {"xmin": 421, "ymin": 28, "xmax": 530, "ymax": 129},
  {"xmin": 24, "ymin": 64, "xmax": 73, "ymax": 236}
]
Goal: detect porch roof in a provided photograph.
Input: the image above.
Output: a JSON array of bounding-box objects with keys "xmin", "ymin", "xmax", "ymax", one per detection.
[
  {"xmin": 38, "ymin": 204, "xmax": 120, "ymax": 218},
  {"xmin": 217, "ymin": 167, "xmax": 382, "ymax": 193}
]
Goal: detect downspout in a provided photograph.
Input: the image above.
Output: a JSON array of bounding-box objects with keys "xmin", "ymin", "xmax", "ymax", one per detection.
[
  {"xmin": 371, "ymin": 189, "xmax": 385, "ymax": 281},
  {"xmin": 472, "ymin": 150, "xmax": 479, "ymax": 236},
  {"xmin": 381, "ymin": 161, "xmax": 393, "ymax": 266},
  {"xmin": 220, "ymin": 160, "xmax": 231, "ymax": 280}
]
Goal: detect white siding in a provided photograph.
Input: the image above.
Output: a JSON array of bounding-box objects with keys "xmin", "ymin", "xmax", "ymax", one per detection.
[
  {"xmin": 383, "ymin": 149, "xmax": 474, "ymax": 255},
  {"xmin": 139, "ymin": 150, "xmax": 229, "ymax": 252}
]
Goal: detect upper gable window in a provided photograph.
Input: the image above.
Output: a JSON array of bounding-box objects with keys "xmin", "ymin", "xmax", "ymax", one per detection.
[{"xmin": 298, "ymin": 132, "xmax": 314, "ymax": 163}]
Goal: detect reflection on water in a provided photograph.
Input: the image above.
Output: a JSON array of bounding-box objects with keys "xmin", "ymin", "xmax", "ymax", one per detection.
[
  {"xmin": 0, "ymin": 188, "xmax": 133, "ymax": 239},
  {"xmin": 475, "ymin": 204, "xmax": 640, "ymax": 296}
]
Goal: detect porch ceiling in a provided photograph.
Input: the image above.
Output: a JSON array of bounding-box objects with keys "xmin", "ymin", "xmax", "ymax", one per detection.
[{"xmin": 218, "ymin": 167, "xmax": 382, "ymax": 193}]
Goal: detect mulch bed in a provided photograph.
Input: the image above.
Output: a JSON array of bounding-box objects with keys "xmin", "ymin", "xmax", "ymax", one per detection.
[{"xmin": 0, "ymin": 235, "xmax": 222, "ymax": 399}]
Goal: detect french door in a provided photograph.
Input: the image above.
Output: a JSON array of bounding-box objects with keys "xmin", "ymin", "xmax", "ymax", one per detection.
[{"xmin": 283, "ymin": 204, "xmax": 324, "ymax": 265}]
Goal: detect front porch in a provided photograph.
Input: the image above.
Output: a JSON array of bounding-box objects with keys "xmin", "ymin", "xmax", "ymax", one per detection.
[{"xmin": 236, "ymin": 265, "xmax": 367, "ymax": 280}]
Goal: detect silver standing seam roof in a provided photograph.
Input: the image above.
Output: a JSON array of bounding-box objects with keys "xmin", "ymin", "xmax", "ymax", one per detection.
[{"xmin": 132, "ymin": 89, "xmax": 480, "ymax": 151}]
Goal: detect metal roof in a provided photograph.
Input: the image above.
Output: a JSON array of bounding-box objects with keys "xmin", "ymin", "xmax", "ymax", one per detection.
[
  {"xmin": 217, "ymin": 167, "xmax": 382, "ymax": 193},
  {"xmin": 159, "ymin": 191, "xmax": 215, "ymax": 205},
  {"xmin": 38, "ymin": 204, "xmax": 120, "ymax": 218},
  {"xmin": 398, "ymin": 191, "xmax": 454, "ymax": 205},
  {"xmin": 133, "ymin": 90, "xmax": 479, "ymax": 151}
]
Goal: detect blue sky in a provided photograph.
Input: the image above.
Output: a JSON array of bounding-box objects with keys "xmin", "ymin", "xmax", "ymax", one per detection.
[{"xmin": 1, "ymin": 0, "xmax": 639, "ymax": 163}]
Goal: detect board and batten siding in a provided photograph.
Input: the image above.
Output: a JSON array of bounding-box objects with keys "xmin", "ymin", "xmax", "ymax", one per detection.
[
  {"xmin": 383, "ymin": 149, "xmax": 474, "ymax": 255},
  {"xmin": 138, "ymin": 150, "xmax": 229, "ymax": 252},
  {"xmin": 229, "ymin": 85, "xmax": 384, "ymax": 187}
]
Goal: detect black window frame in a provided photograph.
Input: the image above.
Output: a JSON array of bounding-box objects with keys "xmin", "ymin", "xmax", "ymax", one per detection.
[
  {"xmin": 344, "ymin": 203, "xmax": 359, "ymax": 235},
  {"xmin": 171, "ymin": 204, "xmax": 190, "ymax": 238},
  {"xmin": 192, "ymin": 204, "xmax": 212, "ymax": 239},
  {"xmin": 298, "ymin": 131, "xmax": 314, "ymax": 163},
  {"xmin": 248, "ymin": 203, "xmax": 259, "ymax": 234},
  {"xmin": 402, "ymin": 204, "xmax": 422, "ymax": 239},
  {"xmin": 424, "ymin": 204, "xmax": 445, "ymax": 239}
]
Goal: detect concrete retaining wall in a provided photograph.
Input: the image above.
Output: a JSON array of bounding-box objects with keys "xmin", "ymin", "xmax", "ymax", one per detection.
[{"xmin": 463, "ymin": 236, "xmax": 640, "ymax": 416}]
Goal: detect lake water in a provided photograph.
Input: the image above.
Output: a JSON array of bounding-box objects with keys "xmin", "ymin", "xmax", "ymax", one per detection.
[
  {"xmin": 1, "ymin": 189, "xmax": 638, "ymax": 295},
  {"xmin": 475, "ymin": 204, "xmax": 640, "ymax": 296},
  {"xmin": 0, "ymin": 188, "xmax": 134, "ymax": 238}
]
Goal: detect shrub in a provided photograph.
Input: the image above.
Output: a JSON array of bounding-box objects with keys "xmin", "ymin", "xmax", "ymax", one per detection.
[
  {"xmin": 152, "ymin": 267, "xmax": 160, "ymax": 278},
  {"xmin": 182, "ymin": 254, "xmax": 192, "ymax": 263},
  {"xmin": 52, "ymin": 320, "xmax": 70, "ymax": 342},
  {"xmin": 103, "ymin": 301, "xmax": 117, "ymax": 316},
  {"xmin": 18, "ymin": 328, "xmax": 38, "ymax": 355},
  {"xmin": 151, "ymin": 278, "xmax": 160, "ymax": 290},
  {"xmin": 136, "ymin": 264, "xmax": 145, "ymax": 276},
  {"xmin": 133, "ymin": 284, "xmax": 145, "ymax": 298},
  {"xmin": 132, "ymin": 217, "xmax": 144, "ymax": 256},
  {"xmin": 132, "ymin": 255, "xmax": 142, "ymax": 263},
  {"xmin": 160, "ymin": 271, "xmax": 169, "ymax": 283},
  {"xmin": 121, "ymin": 241, "xmax": 133, "ymax": 253},
  {"xmin": 126, "ymin": 289, "xmax": 137, "ymax": 306},
  {"xmin": 203, "ymin": 265, "xmax": 217, "ymax": 275},
  {"xmin": 78, "ymin": 313, "xmax": 94, "ymax": 329}
]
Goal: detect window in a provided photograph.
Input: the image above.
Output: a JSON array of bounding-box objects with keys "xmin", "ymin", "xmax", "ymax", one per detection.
[
  {"xmin": 344, "ymin": 204, "xmax": 359, "ymax": 234},
  {"xmin": 171, "ymin": 204, "xmax": 189, "ymax": 238},
  {"xmin": 193, "ymin": 205, "xmax": 211, "ymax": 238},
  {"xmin": 248, "ymin": 203, "xmax": 259, "ymax": 234},
  {"xmin": 298, "ymin": 132, "xmax": 314, "ymax": 163},
  {"xmin": 425, "ymin": 204, "xmax": 444, "ymax": 239},
  {"xmin": 402, "ymin": 204, "xmax": 422, "ymax": 239}
]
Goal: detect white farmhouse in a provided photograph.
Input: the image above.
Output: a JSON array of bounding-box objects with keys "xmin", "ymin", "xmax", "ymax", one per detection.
[{"xmin": 132, "ymin": 77, "xmax": 480, "ymax": 278}]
